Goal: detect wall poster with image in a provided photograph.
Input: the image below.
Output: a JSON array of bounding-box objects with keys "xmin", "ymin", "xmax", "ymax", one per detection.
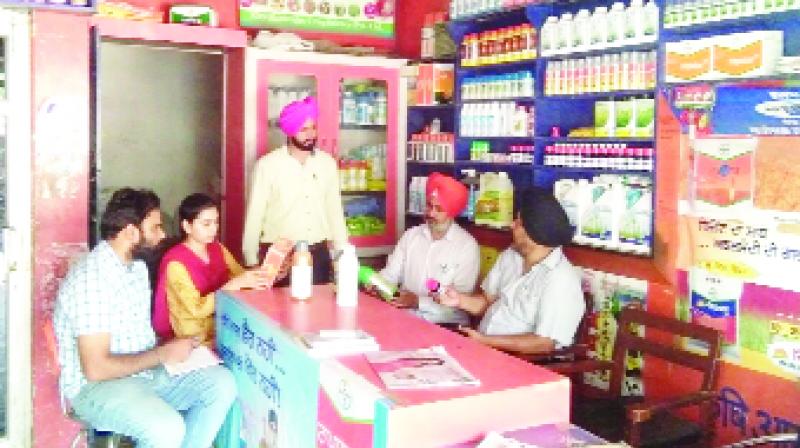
[{"xmin": 240, "ymin": 0, "xmax": 394, "ymax": 38}]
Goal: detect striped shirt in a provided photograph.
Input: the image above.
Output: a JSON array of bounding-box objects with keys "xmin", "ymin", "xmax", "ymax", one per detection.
[{"xmin": 54, "ymin": 241, "xmax": 157, "ymax": 400}]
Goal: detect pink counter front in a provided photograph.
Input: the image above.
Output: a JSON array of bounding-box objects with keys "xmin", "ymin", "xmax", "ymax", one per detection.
[{"xmin": 216, "ymin": 286, "xmax": 571, "ymax": 448}]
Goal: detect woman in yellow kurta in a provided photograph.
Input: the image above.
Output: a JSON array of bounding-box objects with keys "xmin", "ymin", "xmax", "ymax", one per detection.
[{"xmin": 153, "ymin": 193, "xmax": 267, "ymax": 346}]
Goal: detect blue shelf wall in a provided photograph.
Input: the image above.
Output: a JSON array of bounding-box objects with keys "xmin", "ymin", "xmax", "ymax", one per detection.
[{"xmin": 407, "ymin": 0, "xmax": 662, "ymax": 254}]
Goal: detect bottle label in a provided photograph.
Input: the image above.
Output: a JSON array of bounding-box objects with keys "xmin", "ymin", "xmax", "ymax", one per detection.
[{"xmin": 291, "ymin": 265, "xmax": 313, "ymax": 299}]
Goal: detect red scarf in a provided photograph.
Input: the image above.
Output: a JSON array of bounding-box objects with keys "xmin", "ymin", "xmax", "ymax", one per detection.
[{"xmin": 153, "ymin": 241, "xmax": 230, "ymax": 340}]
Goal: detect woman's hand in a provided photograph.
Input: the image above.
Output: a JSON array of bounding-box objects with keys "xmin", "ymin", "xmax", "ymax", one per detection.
[
  {"xmin": 436, "ymin": 286, "xmax": 463, "ymax": 308},
  {"xmin": 223, "ymin": 270, "xmax": 270, "ymax": 290}
]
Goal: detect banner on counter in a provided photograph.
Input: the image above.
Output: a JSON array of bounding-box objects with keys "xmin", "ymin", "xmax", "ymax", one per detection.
[
  {"xmin": 240, "ymin": 0, "xmax": 394, "ymax": 38},
  {"xmin": 217, "ymin": 294, "xmax": 320, "ymax": 448},
  {"xmin": 713, "ymin": 86, "xmax": 800, "ymax": 136}
]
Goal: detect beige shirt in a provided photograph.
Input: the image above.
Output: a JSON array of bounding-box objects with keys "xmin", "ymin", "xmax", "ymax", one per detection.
[{"xmin": 242, "ymin": 146, "xmax": 348, "ymax": 266}]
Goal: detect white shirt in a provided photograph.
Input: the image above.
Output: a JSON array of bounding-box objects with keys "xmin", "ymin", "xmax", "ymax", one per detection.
[
  {"xmin": 478, "ymin": 247, "xmax": 585, "ymax": 348},
  {"xmin": 54, "ymin": 241, "xmax": 157, "ymax": 400},
  {"xmin": 380, "ymin": 223, "xmax": 480, "ymax": 325},
  {"xmin": 242, "ymin": 146, "xmax": 348, "ymax": 266}
]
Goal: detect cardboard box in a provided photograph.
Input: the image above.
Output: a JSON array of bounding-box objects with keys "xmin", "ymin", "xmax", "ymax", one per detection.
[
  {"xmin": 713, "ymin": 30, "xmax": 783, "ymax": 78},
  {"xmin": 665, "ymin": 38, "xmax": 714, "ymax": 82}
]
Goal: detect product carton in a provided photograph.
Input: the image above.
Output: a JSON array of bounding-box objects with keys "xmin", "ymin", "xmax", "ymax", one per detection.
[
  {"xmin": 580, "ymin": 176, "xmax": 623, "ymax": 250},
  {"xmin": 553, "ymin": 178, "xmax": 583, "ymax": 243},
  {"xmin": 594, "ymin": 100, "xmax": 616, "ymax": 137},
  {"xmin": 665, "ymin": 37, "xmax": 714, "ymax": 82},
  {"xmin": 432, "ymin": 63, "xmax": 455, "ymax": 104},
  {"xmin": 692, "ymin": 136, "xmax": 757, "ymax": 211},
  {"xmin": 634, "ymin": 98, "xmax": 655, "ymax": 137},
  {"xmin": 618, "ymin": 177, "xmax": 653, "ymax": 255},
  {"xmin": 614, "ymin": 98, "xmax": 636, "ymax": 138},
  {"xmin": 713, "ymin": 30, "xmax": 783, "ymax": 79}
]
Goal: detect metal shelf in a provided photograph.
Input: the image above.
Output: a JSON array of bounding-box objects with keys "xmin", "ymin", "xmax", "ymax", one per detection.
[
  {"xmin": 533, "ymin": 165, "xmax": 653, "ymax": 176},
  {"xmin": 460, "ymin": 96, "xmax": 535, "ymax": 103},
  {"xmin": 662, "ymin": 9, "xmax": 800, "ymax": 35}
]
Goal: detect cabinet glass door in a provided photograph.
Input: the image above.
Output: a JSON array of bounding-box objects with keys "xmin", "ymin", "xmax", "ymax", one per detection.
[{"xmin": 336, "ymin": 77, "xmax": 390, "ymax": 243}]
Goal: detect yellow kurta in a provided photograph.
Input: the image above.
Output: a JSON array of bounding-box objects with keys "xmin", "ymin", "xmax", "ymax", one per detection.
[{"xmin": 165, "ymin": 245, "xmax": 244, "ymax": 347}]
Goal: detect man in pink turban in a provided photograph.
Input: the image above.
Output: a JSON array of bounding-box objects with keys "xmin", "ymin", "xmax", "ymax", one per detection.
[
  {"xmin": 242, "ymin": 96, "xmax": 347, "ymax": 285},
  {"xmin": 377, "ymin": 172, "xmax": 480, "ymax": 327}
]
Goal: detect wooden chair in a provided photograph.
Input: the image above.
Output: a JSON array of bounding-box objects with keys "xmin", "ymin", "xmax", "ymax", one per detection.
[{"xmin": 551, "ymin": 306, "xmax": 723, "ymax": 448}]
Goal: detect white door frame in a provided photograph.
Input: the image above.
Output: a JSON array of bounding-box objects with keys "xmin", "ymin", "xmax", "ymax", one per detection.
[{"xmin": 0, "ymin": 7, "xmax": 32, "ymax": 448}]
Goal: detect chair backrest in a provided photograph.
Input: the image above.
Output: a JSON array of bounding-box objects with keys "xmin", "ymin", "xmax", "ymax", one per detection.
[{"xmin": 607, "ymin": 307, "xmax": 722, "ymax": 398}]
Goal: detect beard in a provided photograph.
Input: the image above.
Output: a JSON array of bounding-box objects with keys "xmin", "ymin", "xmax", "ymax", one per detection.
[
  {"xmin": 426, "ymin": 218, "xmax": 452, "ymax": 234},
  {"xmin": 289, "ymin": 136, "xmax": 316, "ymax": 152}
]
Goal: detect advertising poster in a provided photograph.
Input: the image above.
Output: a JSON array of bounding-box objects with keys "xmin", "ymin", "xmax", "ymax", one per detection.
[
  {"xmin": 675, "ymin": 85, "xmax": 800, "ymax": 381},
  {"xmin": 240, "ymin": 0, "xmax": 394, "ymax": 38},
  {"xmin": 581, "ymin": 269, "xmax": 648, "ymax": 396},
  {"xmin": 216, "ymin": 294, "xmax": 321, "ymax": 447}
]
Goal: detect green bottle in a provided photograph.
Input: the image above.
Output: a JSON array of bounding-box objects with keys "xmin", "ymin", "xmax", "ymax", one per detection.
[{"xmin": 358, "ymin": 266, "xmax": 397, "ymax": 301}]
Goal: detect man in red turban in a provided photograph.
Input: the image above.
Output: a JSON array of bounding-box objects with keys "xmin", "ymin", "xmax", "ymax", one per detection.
[
  {"xmin": 242, "ymin": 96, "xmax": 347, "ymax": 285},
  {"xmin": 378, "ymin": 172, "xmax": 480, "ymax": 326}
]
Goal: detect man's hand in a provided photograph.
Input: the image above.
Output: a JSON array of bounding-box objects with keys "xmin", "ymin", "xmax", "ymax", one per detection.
[
  {"xmin": 157, "ymin": 337, "xmax": 197, "ymax": 365},
  {"xmin": 392, "ymin": 290, "xmax": 419, "ymax": 309},
  {"xmin": 458, "ymin": 326, "xmax": 484, "ymax": 342}
]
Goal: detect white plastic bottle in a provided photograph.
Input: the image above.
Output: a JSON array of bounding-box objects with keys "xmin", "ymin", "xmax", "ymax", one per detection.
[
  {"xmin": 558, "ymin": 13, "xmax": 574, "ymax": 54},
  {"xmin": 542, "ymin": 16, "xmax": 560, "ymax": 56},
  {"xmin": 336, "ymin": 243, "xmax": 359, "ymax": 307},
  {"xmin": 291, "ymin": 241, "xmax": 313, "ymax": 301},
  {"xmin": 574, "ymin": 9, "xmax": 592, "ymax": 50},
  {"xmin": 608, "ymin": 2, "xmax": 626, "ymax": 46},
  {"xmin": 627, "ymin": 0, "xmax": 646, "ymax": 44},
  {"xmin": 644, "ymin": 1, "xmax": 660, "ymax": 40},
  {"xmin": 591, "ymin": 7, "xmax": 610, "ymax": 50}
]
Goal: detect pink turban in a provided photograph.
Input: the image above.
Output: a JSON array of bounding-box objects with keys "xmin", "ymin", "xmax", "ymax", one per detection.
[
  {"xmin": 278, "ymin": 96, "xmax": 319, "ymax": 136},
  {"xmin": 426, "ymin": 172, "xmax": 468, "ymax": 218}
]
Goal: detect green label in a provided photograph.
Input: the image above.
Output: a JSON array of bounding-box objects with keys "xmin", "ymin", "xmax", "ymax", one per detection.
[{"xmin": 240, "ymin": 10, "xmax": 394, "ymax": 37}]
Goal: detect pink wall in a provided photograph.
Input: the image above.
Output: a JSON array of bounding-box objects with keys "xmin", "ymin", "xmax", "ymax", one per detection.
[{"xmin": 31, "ymin": 10, "xmax": 92, "ymax": 446}]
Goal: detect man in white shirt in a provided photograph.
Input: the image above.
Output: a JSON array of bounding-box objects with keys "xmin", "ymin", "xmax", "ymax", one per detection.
[
  {"xmin": 242, "ymin": 96, "xmax": 348, "ymax": 284},
  {"xmin": 439, "ymin": 189, "xmax": 585, "ymax": 354},
  {"xmin": 380, "ymin": 172, "xmax": 480, "ymax": 325}
]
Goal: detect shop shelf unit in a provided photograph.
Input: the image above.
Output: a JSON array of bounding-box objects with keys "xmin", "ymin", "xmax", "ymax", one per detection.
[{"xmin": 445, "ymin": 1, "xmax": 662, "ymax": 256}]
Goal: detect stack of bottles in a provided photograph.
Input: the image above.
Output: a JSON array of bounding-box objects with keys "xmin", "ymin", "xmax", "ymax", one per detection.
[
  {"xmin": 341, "ymin": 84, "xmax": 387, "ymax": 126},
  {"xmin": 339, "ymin": 144, "xmax": 387, "ymax": 192},
  {"xmin": 470, "ymin": 141, "xmax": 534, "ymax": 164},
  {"xmin": 553, "ymin": 174, "xmax": 652, "ymax": 254},
  {"xmin": 460, "ymin": 24, "xmax": 537, "ymax": 67},
  {"xmin": 450, "ymin": 0, "xmax": 544, "ymax": 20},
  {"xmin": 664, "ymin": 0, "xmax": 800, "ymax": 29},
  {"xmin": 474, "ymin": 172, "xmax": 514, "ymax": 228},
  {"xmin": 544, "ymin": 51, "xmax": 657, "ymax": 95},
  {"xmin": 461, "ymin": 71, "xmax": 535, "ymax": 100},
  {"xmin": 544, "ymin": 144, "xmax": 653, "ymax": 171},
  {"xmin": 460, "ymin": 102, "xmax": 533, "ymax": 137},
  {"xmin": 407, "ymin": 132, "xmax": 456, "ymax": 163},
  {"xmin": 540, "ymin": 0, "xmax": 659, "ymax": 57}
]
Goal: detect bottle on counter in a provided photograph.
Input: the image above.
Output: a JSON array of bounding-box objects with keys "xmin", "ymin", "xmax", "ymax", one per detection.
[
  {"xmin": 336, "ymin": 243, "xmax": 359, "ymax": 307},
  {"xmin": 290, "ymin": 240, "xmax": 313, "ymax": 300},
  {"xmin": 358, "ymin": 266, "xmax": 397, "ymax": 301}
]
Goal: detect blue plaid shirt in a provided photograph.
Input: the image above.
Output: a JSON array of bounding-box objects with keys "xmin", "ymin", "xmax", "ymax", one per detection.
[{"xmin": 54, "ymin": 241, "xmax": 157, "ymax": 400}]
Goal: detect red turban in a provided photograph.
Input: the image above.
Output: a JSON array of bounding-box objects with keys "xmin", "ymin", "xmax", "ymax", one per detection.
[
  {"xmin": 426, "ymin": 172, "xmax": 468, "ymax": 218},
  {"xmin": 278, "ymin": 96, "xmax": 319, "ymax": 136}
]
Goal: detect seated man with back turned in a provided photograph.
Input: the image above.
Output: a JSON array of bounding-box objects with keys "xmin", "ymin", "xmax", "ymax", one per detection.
[
  {"xmin": 54, "ymin": 188, "xmax": 237, "ymax": 448},
  {"xmin": 380, "ymin": 172, "xmax": 480, "ymax": 326},
  {"xmin": 438, "ymin": 189, "xmax": 585, "ymax": 354}
]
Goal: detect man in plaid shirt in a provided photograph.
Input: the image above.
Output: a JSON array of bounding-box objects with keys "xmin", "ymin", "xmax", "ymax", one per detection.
[{"xmin": 54, "ymin": 188, "xmax": 236, "ymax": 448}]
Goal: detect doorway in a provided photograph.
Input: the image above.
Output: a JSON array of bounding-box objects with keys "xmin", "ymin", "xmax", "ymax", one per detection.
[{"xmin": 92, "ymin": 40, "xmax": 225, "ymax": 242}]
